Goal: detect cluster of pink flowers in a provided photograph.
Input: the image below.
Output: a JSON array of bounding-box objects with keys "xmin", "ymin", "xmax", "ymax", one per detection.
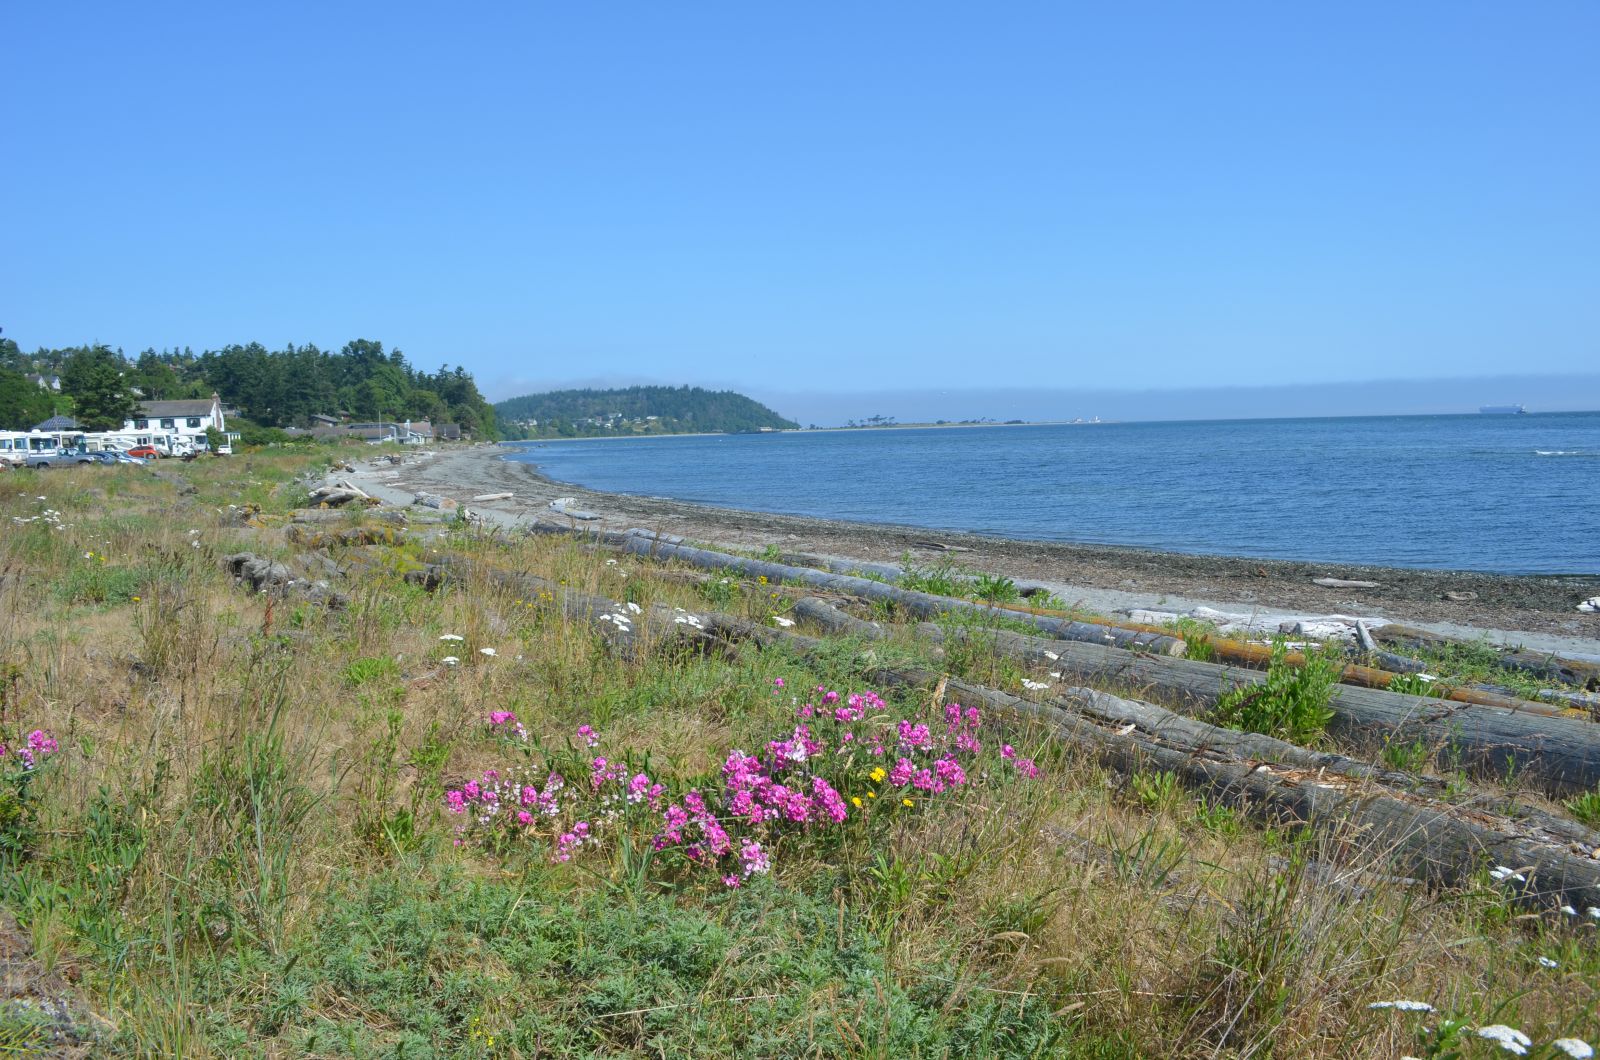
[
  {"xmin": 553, "ymin": 821, "xmax": 591, "ymax": 862},
  {"xmin": 446, "ymin": 687, "xmax": 1041, "ymax": 886},
  {"xmin": 0, "ymin": 729, "xmax": 58, "ymax": 772},
  {"xmin": 488, "ymin": 711, "xmax": 527, "ymax": 741},
  {"xmin": 1001, "ymin": 744, "xmax": 1040, "ymax": 778}
]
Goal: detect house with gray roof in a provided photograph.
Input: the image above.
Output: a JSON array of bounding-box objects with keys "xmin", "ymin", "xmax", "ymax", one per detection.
[{"xmin": 124, "ymin": 393, "xmax": 226, "ymax": 439}]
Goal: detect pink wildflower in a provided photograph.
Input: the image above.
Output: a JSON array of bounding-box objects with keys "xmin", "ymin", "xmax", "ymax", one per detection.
[
  {"xmin": 1013, "ymin": 757, "xmax": 1040, "ymax": 779},
  {"xmin": 897, "ymin": 721, "xmax": 933, "ymax": 751},
  {"xmin": 811, "ymin": 777, "xmax": 849, "ymax": 823},
  {"xmin": 576, "ymin": 724, "xmax": 599, "ymax": 748},
  {"xmin": 740, "ymin": 838, "xmax": 771, "ymax": 876}
]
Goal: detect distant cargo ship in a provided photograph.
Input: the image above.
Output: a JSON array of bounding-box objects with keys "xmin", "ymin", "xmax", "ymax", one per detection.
[{"xmin": 1479, "ymin": 404, "xmax": 1527, "ymax": 415}]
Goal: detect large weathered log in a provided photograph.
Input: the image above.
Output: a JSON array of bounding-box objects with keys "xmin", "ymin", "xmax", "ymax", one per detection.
[
  {"xmin": 894, "ymin": 673, "xmax": 1600, "ymax": 912},
  {"xmin": 285, "ymin": 523, "xmax": 411, "ymax": 549},
  {"xmin": 915, "ymin": 622, "xmax": 1600, "ymax": 796},
  {"xmin": 560, "ymin": 528, "xmax": 1186, "ymax": 655},
  {"xmin": 791, "ymin": 597, "xmax": 890, "ymax": 639}
]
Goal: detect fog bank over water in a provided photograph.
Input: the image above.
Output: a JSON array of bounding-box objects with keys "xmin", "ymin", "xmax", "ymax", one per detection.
[{"xmin": 749, "ymin": 373, "xmax": 1600, "ymax": 427}]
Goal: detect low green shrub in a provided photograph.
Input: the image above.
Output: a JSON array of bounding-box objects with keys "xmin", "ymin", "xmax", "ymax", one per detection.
[{"xmin": 1210, "ymin": 640, "xmax": 1340, "ymax": 745}]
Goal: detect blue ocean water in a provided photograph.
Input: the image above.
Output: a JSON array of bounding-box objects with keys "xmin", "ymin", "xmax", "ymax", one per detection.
[{"xmin": 503, "ymin": 413, "xmax": 1600, "ymax": 574}]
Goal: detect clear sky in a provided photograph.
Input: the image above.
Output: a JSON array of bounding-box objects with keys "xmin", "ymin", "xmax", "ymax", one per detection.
[{"xmin": 4, "ymin": 2, "xmax": 1597, "ymax": 417}]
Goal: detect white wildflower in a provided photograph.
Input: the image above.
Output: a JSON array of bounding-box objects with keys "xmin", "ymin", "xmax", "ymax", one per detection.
[
  {"xmin": 441, "ymin": 656, "xmax": 460, "ymax": 666},
  {"xmin": 771, "ymin": 616, "xmax": 795, "ymax": 627},
  {"xmin": 625, "ymin": 602, "xmax": 642, "ymax": 614},
  {"xmin": 1560, "ymin": 905, "xmax": 1578, "ymax": 916},
  {"xmin": 1476, "ymin": 1025, "xmax": 1532, "ymax": 1054},
  {"xmin": 479, "ymin": 648, "xmax": 497, "ymax": 657},
  {"xmin": 1588, "ymin": 907, "xmax": 1600, "ymax": 919},
  {"xmin": 1043, "ymin": 650, "xmax": 1060, "ymax": 660},
  {"xmin": 1538, "ymin": 956, "xmax": 1558, "ymax": 968},
  {"xmin": 1368, "ymin": 1000, "xmax": 1434, "ymax": 1012},
  {"xmin": 1551, "ymin": 1039, "xmax": 1594, "ymax": 1059},
  {"xmin": 439, "ymin": 634, "xmax": 464, "ymax": 642},
  {"xmin": 1489, "ymin": 866, "xmax": 1526, "ymax": 883},
  {"xmin": 1021, "ymin": 679, "xmax": 1051, "ymax": 691}
]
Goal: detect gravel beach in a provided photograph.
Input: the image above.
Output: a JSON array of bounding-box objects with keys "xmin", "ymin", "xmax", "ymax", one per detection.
[{"xmin": 342, "ymin": 445, "xmax": 1600, "ymax": 655}]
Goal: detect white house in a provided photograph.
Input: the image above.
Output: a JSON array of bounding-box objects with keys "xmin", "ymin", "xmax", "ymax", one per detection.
[{"xmin": 124, "ymin": 393, "xmax": 226, "ymax": 441}]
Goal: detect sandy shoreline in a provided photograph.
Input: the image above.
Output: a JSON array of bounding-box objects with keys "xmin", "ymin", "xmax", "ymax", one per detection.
[{"xmin": 343, "ymin": 445, "xmax": 1600, "ymax": 655}]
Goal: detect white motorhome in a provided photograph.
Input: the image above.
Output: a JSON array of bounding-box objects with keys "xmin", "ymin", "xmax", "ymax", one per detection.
[{"xmin": 0, "ymin": 432, "xmax": 31, "ymax": 466}]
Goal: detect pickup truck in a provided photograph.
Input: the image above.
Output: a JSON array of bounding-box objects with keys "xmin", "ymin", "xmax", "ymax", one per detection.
[{"xmin": 23, "ymin": 448, "xmax": 97, "ymax": 469}]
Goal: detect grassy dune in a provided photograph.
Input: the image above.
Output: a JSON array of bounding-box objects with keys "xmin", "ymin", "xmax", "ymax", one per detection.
[{"xmin": 0, "ymin": 451, "xmax": 1595, "ymax": 1058}]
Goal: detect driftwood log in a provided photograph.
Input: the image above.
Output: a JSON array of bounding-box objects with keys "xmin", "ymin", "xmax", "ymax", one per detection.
[
  {"xmin": 460, "ymin": 566, "xmax": 1600, "ymax": 912},
  {"xmin": 920, "ymin": 621, "xmax": 1600, "ymax": 796},
  {"xmin": 523, "ymin": 523, "xmax": 1186, "ymax": 656}
]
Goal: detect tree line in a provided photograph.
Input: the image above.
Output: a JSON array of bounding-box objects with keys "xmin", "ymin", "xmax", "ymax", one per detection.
[
  {"xmin": 495, "ymin": 385, "xmax": 797, "ymax": 439},
  {"xmin": 0, "ymin": 335, "xmax": 498, "ymax": 437}
]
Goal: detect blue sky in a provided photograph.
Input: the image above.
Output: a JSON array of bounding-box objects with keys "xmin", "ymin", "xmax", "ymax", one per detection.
[{"xmin": 4, "ymin": 2, "xmax": 1597, "ymax": 419}]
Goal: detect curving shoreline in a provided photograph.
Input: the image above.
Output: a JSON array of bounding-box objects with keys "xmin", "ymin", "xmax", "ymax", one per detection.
[{"xmin": 347, "ymin": 445, "xmax": 1600, "ymax": 654}]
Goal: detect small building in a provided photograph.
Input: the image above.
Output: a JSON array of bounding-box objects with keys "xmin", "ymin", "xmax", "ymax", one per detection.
[
  {"xmin": 26, "ymin": 374, "xmax": 61, "ymax": 391},
  {"xmin": 436, "ymin": 423, "xmax": 462, "ymax": 441},
  {"xmin": 33, "ymin": 414, "xmax": 80, "ymax": 432}
]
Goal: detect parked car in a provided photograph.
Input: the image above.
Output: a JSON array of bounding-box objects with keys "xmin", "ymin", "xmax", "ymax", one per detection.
[
  {"xmin": 125, "ymin": 445, "xmax": 161, "ymax": 459},
  {"xmin": 216, "ymin": 443, "xmax": 233, "ymax": 456}
]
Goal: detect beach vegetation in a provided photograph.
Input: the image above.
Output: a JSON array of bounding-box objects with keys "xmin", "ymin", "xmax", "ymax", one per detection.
[
  {"xmin": 0, "ymin": 454, "xmax": 1595, "ymax": 1055},
  {"xmin": 898, "ymin": 558, "xmax": 965, "ymax": 598},
  {"xmin": 1210, "ymin": 639, "xmax": 1340, "ymax": 744},
  {"xmin": 1380, "ymin": 733, "xmax": 1434, "ymax": 775},
  {"xmin": 1565, "ymin": 788, "xmax": 1600, "ymax": 830},
  {"xmin": 972, "ymin": 572, "xmax": 1021, "ymax": 604}
]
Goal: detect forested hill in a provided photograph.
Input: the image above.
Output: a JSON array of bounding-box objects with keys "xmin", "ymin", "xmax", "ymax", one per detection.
[
  {"xmin": 494, "ymin": 386, "xmax": 798, "ymax": 438},
  {"xmin": 0, "ymin": 337, "xmax": 497, "ymax": 437}
]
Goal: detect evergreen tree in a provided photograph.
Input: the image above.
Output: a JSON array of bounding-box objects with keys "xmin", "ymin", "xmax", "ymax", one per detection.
[
  {"xmin": 0, "ymin": 367, "xmax": 59, "ymax": 429},
  {"xmin": 61, "ymin": 345, "xmax": 139, "ymax": 430}
]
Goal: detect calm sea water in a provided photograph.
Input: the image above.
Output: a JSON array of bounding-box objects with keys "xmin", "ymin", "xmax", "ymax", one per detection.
[{"xmin": 503, "ymin": 413, "xmax": 1600, "ymax": 574}]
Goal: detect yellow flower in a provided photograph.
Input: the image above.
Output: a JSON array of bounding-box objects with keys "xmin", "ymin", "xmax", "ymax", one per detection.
[
  {"xmin": 869, "ymin": 767, "xmax": 887, "ymax": 782},
  {"xmin": 131, "ymin": 595, "xmax": 141, "ymax": 602},
  {"xmin": 902, "ymin": 798, "xmax": 914, "ymax": 807},
  {"xmin": 867, "ymin": 791, "xmax": 876, "ymax": 799},
  {"xmin": 851, "ymin": 796, "xmax": 862, "ymax": 808},
  {"xmin": 758, "ymin": 575, "xmax": 768, "ymax": 585}
]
